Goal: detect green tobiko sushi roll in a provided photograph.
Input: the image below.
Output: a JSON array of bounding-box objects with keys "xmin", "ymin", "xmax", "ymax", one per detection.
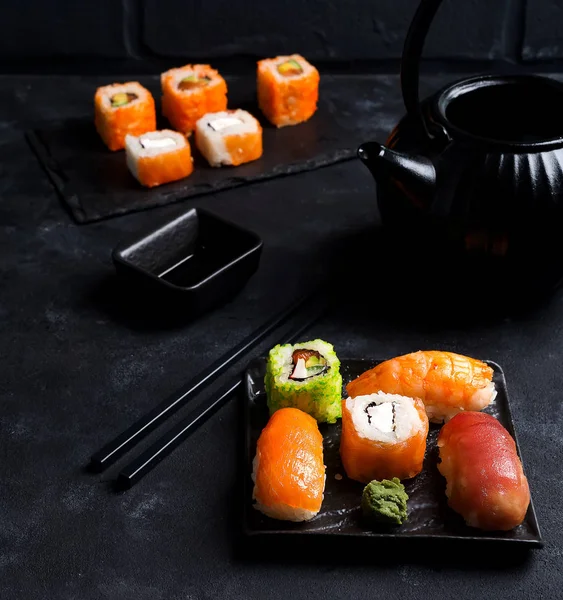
[{"xmin": 264, "ymin": 339, "xmax": 342, "ymax": 423}]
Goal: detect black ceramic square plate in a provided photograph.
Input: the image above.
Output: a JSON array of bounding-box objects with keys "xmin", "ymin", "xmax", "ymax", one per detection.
[{"xmin": 243, "ymin": 358, "xmax": 543, "ymax": 547}]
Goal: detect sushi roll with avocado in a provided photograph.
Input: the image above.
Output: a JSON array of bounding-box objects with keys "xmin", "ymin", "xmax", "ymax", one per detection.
[
  {"xmin": 94, "ymin": 81, "xmax": 156, "ymax": 151},
  {"xmin": 264, "ymin": 339, "xmax": 342, "ymax": 423},
  {"xmin": 161, "ymin": 64, "xmax": 228, "ymax": 134},
  {"xmin": 257, "ymin": 54, "xmax": 319, "ymax": 127}
]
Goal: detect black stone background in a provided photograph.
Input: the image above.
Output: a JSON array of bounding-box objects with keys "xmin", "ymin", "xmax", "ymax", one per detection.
[
  {"xmin": 2, "ymin": 69, "xmax": 562, "ymax": 600},
  {"xmin": 2, "ymin": 1, "xmax": 563, "ymax": 599}
]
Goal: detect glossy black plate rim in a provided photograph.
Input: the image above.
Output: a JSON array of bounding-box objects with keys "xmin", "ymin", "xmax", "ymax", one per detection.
[{"xmin": 242, "ymin": 357, "xmax": 543, "ymax": 548}]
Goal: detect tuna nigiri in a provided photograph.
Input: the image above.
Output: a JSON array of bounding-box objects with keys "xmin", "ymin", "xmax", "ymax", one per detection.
[
  {"xmin": 340, "ymin": 391, "xmax": 429, "ymax": 483},
  {"xmin": 437, "ymin": 411, "xmax": 530, "ymax": 531},
  {"xmin": 346, "ymin": 350, "xmax": 496, "ymax": 423},
  {"xmin": 252, "ymin": 407, "xmax": 325, "ymax": 522}
]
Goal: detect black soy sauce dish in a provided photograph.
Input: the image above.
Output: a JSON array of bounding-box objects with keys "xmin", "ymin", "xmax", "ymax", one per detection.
[{"xmin": 112, "ymin": 207, "xmax": 263, "ymax": 317}]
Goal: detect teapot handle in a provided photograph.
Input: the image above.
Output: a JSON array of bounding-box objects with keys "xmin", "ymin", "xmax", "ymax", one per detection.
[{"xmin": 401, "ymin": 0, "xmax": 448, "ymax": 140}]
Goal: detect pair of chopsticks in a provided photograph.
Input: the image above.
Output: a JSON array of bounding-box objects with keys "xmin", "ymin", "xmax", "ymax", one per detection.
[{"xmin": 89, "ymin": 286, "xmax": 329, "ymax": 489}]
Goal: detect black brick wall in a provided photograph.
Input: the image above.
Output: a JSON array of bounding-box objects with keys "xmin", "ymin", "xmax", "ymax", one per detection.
[
  {"xmin": 142, "ymin": 0, "xmax": 504, "ymax": 61},
  {"xmin": 0, "ymin": 0, "xmax": 559, "ymax": 71},
  {"xmin": 0, "ymin": 1, "xmax": 128, "ymax": 60},
  {"xmin": 522, "ymin": 0, "xmax": 563, "ymax": 61}
]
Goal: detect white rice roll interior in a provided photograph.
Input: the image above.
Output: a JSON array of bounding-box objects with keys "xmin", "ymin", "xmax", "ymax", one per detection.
[
  {"xmin": 260, "ymin": 54, "xmax": 316, "ymax": 82},
  {"xmin": 346, "ymin": 392, "xmax": 426, "ymax": 443},
  {"xmin": 273, "ymin": 339, "xmax": 336, "ymax": 384},
  {"xmin": 125, "ymin": 129, "xmax": 187, "ymax": 182},
  {"xmin": 98, "ymin": 81, "xmax": 151, "ymax": 109},
  {"xmin": 163, "ymin": 65, "xmax": 224, "ymax": 94},
  {"xmin": 195, "ymin": 109, "xmax": 261, "ymax": 167}
]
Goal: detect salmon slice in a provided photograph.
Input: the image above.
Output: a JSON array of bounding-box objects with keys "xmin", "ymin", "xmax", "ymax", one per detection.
[{"xmin": 252, "ymin": 407, "xmax": 325, "ymax": 521}]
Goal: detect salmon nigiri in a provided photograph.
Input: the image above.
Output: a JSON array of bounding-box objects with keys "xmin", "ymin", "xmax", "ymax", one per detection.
[
  {"xmin": 252, "ymin": 407, "xmax": 325, "ymax": 522},
  {"xmin": 346, "ymin": 351, "xmax": 496, "ymax": 423},
  {"xmin": 438, "ymin": 412, "xmax": 530, "ymax": 531}
]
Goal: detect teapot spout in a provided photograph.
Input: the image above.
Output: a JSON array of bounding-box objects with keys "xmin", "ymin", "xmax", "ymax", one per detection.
[{"xmin": 358, "ymin": 142, "xmax": 436, "ymax": 198}]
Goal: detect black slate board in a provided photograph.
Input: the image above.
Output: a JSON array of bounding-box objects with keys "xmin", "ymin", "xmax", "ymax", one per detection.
[
  {"xmin": 26, "ymin": 92, "xmax": 356, "ymax": 224},
  {"xmin": 243, "ymin": 358, "xmax": 543, "ymax": 548}
]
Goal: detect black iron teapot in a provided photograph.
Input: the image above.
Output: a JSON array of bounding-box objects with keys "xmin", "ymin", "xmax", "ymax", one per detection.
[{"xmin": 359, "ymin": 0, "xmax": 563, "ymax": 296}]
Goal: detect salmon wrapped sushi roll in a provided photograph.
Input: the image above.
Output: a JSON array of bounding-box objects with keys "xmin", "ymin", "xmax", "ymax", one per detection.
[
  {"xmin": 195, "ymin": 110, "xmax": 263, "ymax": 167},
  {"xmin": 257, "ymin": 54, "xmax": 319, "ymax": 127},
  {"xmin": 438, "ymin": 412, "xmax": 530, "ymax": 531},
  {"xmin": 125, "ymin": 130, "xmax": 193, "ymax": 188},
  {"xmin": 340, "ymin": 391, "xmax": 429, "ymax": 483},
  {"xmin": 94, "ymin": 82, "xmax": 156, "ymax": 151},
  {"xmin": 252, "ymin": 407, "xmax": 325, "ymax": 522},
  {"xmin": 161, "ymin": 64, "xmax": 227, "ymax": 134},
  {"xmin": 346, "ymin": 351, "xmax": 497, "ymax": 423}
]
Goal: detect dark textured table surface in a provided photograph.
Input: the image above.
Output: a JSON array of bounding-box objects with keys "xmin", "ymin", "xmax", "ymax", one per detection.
[{"xmin": 2, "ymin": 73, "xmax": 562, "ymax": 599}]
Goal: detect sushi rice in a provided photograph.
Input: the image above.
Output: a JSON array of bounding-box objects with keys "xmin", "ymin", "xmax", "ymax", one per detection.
[{"xmin": 346, "ymin": 392, "xmax": 426, "ymax": 444}]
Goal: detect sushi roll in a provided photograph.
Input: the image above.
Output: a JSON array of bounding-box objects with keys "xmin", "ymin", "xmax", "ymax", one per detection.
[
  {"xmin": 346, "ymin": 351, "xmax": 497, "ymax": 423},
  {"xmin": 257, "ymin": 54, "xmax": 319, "ymax": 127},
  {"xmin": 94, "ymin": 82, "xmax": 156, "ymax": 151},
  {"xmin": 340, "ymin": 392, "xmax": 429, "ymax": 483},
  {"xmin": 125, "ymin": 130, "xmax": 194, "ymax": 188},
  {"xmin": 161, "ymin": 64, "xmax": 228, "ymax": 134},
  {"xmin": 438, "ymin": 412, "xmax": 530, "ymax": 530},
  {"xmin": 264, "ymin": 339, "xmax": 342, "ymax": 424},
  {"xmin": 252, "ymin": 407, "xmax": 325, "ymax": 522},
  {"xmin": 195, "ymin": 109, "xmax": 263, "ymax": 167}
]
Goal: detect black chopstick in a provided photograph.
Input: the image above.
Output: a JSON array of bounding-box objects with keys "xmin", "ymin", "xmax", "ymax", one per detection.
[
  {"xmin": 115, "ymin": 299, "xmax": 327, "ymax": 489},
  {"xmin": 89, "ymin": 289, "xmax": 322, "ymax": 472},
  {"xmin": 116, "ymin": 379, "xmax": 241, "ymax": 490}
]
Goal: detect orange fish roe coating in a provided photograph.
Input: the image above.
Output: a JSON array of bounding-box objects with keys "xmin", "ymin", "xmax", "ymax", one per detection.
[
  {"xmin": 94, "ymin": 82, "xmax": 156, "ymax": 151},
  {"xmin": 135, "ymin": 145, "xmax": 193, "ymax": 188},
  {"xmin": 125, "ymin": 131, "xmax": 194, "ymax": 188},
  {"xmin": 224, "ymin": 129, "xmax": 262, "ymax": 166},
  {"xmin": 161, "ymin": 64, "xmax": 228, "ymax": 134},
  {"xmin": 257, "ymin": 55, "xmax": 319, "ymax": 127},
  {"xmin": 195, "ymin": 110, "xmax": 263, "ymax": 167}
]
